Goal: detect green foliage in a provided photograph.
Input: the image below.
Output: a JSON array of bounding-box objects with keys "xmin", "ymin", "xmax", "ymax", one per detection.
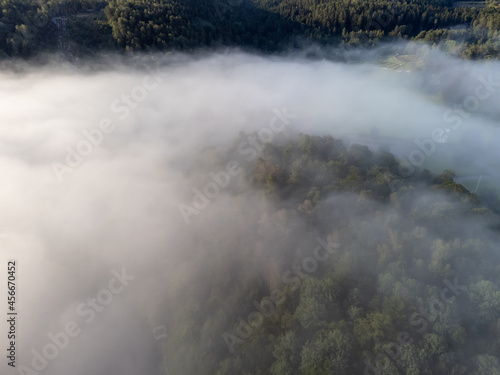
[
  {"xmin": 300, "ymin": 328, "xmax": 352, "ymax": 373},
  {"xmin": 271, "ymin": 331, "xmax": 301, "ymax": 375},
  {"xmin": 474, "ymin": 354, "xmax": 500, "ymax": 375},
  {"xmin": 1, "ymin": 0, "xmax": 500, "ymax": 58},
  {"xmin": 468, "ymin": 280, "xmax": 500, "ymax": 323},
  {"xmin": 164, "ymin": 132, "xmax": 500, "ymax": 374}
]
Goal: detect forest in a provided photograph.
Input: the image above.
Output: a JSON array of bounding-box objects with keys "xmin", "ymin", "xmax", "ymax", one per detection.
[
  {"xmin": 164, "ymin": 131, "xmax": 500, "ymax": 374},
  {"xmin": 1, "ymin": 0, "xmax": 500, "ymax": 59}
]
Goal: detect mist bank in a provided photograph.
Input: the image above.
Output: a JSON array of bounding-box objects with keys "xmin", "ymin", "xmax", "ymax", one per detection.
[{"xmin": 0, "ymin": 47, "xmax": 499, "ymax": 374}]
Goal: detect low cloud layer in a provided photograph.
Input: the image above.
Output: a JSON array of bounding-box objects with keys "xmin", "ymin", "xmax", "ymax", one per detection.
[{"xmin": 0, "ymin": 46, "xmax": 499, "ymax": 374}]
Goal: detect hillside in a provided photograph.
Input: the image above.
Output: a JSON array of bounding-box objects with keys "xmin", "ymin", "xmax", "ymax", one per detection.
[
  {"xmin": 2, "ymin": 0, "xmax": 500, "ymax": 59},
  {"xmin": 166, "ymin": 132, "xmax": 500, "ymax": 374}
]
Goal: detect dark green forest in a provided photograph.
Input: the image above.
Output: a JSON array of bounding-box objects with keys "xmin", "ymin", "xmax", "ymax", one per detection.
[
  {"xmin": 2, "ymin": 0, "xmax": 500, "ymax": 59},
  {"xmin": 164, "ymin": 132, "xmax": 500, "ymax": 374}
]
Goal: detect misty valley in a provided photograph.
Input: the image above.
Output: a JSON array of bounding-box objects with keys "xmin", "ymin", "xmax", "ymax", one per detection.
[{"xmin": 2, "ymin": 1, "xmax": 500, "ymax": 375}]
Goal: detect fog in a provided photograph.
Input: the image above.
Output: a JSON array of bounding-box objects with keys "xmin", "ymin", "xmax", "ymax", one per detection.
[{"xmin": 0, "ymin": 45, "xmax": 499, "ymax": 374}]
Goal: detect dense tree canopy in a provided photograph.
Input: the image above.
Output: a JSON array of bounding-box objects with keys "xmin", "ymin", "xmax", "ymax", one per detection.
[
  {"xmin": 162, "ymin": 132, "xmax": 500, "ymax": 374},
  {"xmin": 1, "ymin": 0, "xmax": 500, "ymax": 58}
]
